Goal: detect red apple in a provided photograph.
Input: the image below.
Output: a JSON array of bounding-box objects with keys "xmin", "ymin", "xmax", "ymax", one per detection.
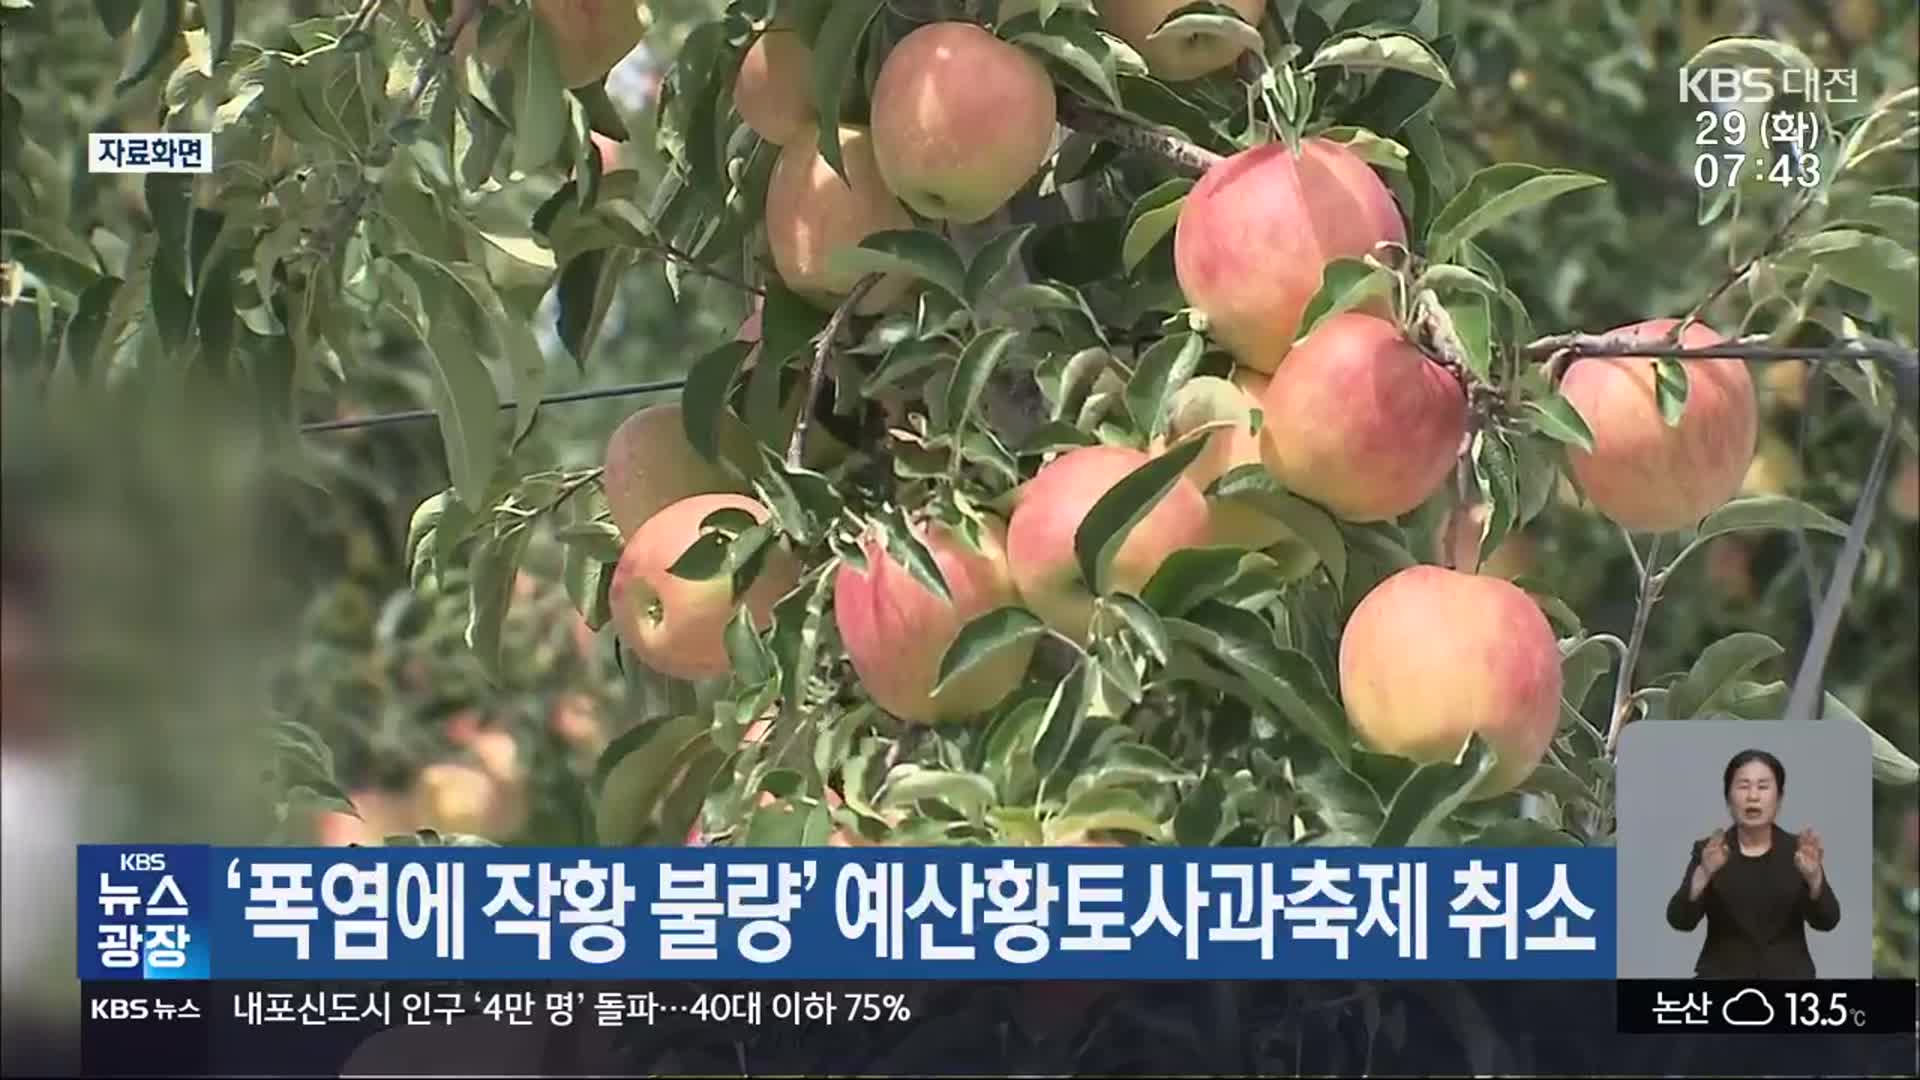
[
  {"xmin": 1175, "ymin": 138, "xmax": 1406, "ymax": 372},
  {"xmin": 1338, "ymin": 565, "xmax": 1562, "ymax": 800},
  {"xmin": 834, "ymin": 516, "xmax": 1036, "ymax": 724},
  {"xmin": 1257, "ymin": 313, "xmax": 1467, "ymax": 523},
  {"xmin": 609, "ymin": 493, "xmax": 801, "ymax": 681},
  {"xmin": 1006, "ymin": 445, "xmax": 1210, "ymax": 642},
  {"xmin": 1559, "ymin": 319, "xmax": 1758, "ymax": 533}
]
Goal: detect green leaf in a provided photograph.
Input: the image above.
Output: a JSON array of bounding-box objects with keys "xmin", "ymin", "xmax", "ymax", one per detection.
[
  {"xmin": 1208, "ymin": 467, "xmax": 1349, "ymax": 588},
  {"xmin": 1693, "ymin": 496, "xmax": 1850, "ymax": 543},
  {"xmin": 1470, "ymin": 429, "xmax": 1517, "ymax": 569},
  {"xmin": 203, "ymin": 0, "xmax": 234, "ymax": 67},
  {"xmin": 1774, "ymin": 230, "xmax": 1920, "ymax": 339},
  {"xmin": 1817, "ymin": 693, "xmax": 1918, "ymax": 786},
  {"xmin": 1654, "ymin": 359, "xmax": 1689, "ymax": 427},
  {"xmin": 666, "ymin": 531, "xmax": 732, "ymax": 580},
  {"xmin": 117, "ymin": 0, "xmax": 182, "ymax": 92},
  {"xmin": 877, "ymin": 766, "xmax": 997, "ymax": 816},
  {"xmin": 1524, "ymin": 393, "xmax": 1595, "ymax": 453},
  {"xmin": 965, "ymin": 224, "xmax": 1036, "ymax": 306},
  {"xmin": 1314, "ymin": 125, "xmax": 1410, "ymax": 171},
  {"xmin": 512, "ymin": 12, "xmax": 568, "ymax": 175},
  {"xmin": 594, "ymin": 715, "xmax": 714, "ymax": 844},
  {"xmin": 1124, "ymin": 331, "xmax": 1204, "ymax": 441},
  {"xmin": 934, "ymin": 606, "xmax": 1047, "ymax": 695},
  {"xmin": 875, "ymin": 511, "xmax": 952, "ymax": 604},
  {"xmin": 1306, "ymin": 31, "xmax": 1454, "ymax": 87},
  {"xmin": 1140, "ymin": 546, "xmax": 1262, "ymax": 617},
  {"xmin": 95, "ymin": 0, "xmax": 138, "ymax": 35},
  {"xmin": 1120, "ymin": 179, "xmax": 1190, "ymax": 273},
  {"xmin": 1075, "ymin": 436, "xmax": 1208, "ymax": 596},
  {"xmin": 1372, "ymin": 736, "xmax": 1497, "ymax": 845},
  {"xmin": 826, "ymin": 229, "xmax": 968, "ymax": 305},
  {"xmin": 810, "ymin": 0, "xmax": 887, "ymax": 180},
  {"xmin": 680, "ymin": 340, "xmax": 754, "ymax": 464},
  {"xmin": 1167, "ymin": 605, "xmax": 1352, "ymax": 761},
  {"xmin": 1296, "ymin": 258, "xmax": 1391, "ymax": 343},
  {"xmin": 1174, "ymin": 773, "xmax": 1226, "ymax": 845},
  {"xmin": 945, "ymin": 327, "xmax": 1020, "ymax": 443},
  {"xmin": 743, "ymin": 800, "xmax": 834, "ymax": 847},
  {"xmin": 1426, "ymin": 164, "xmax": 1606, "ymax": 262},
  {"xmin": 404, "ymin": 273, "xmax": 501, "ymax": 508},
  {"xmin": 466, "ymin": 524, "xmax": 532, "ymax": 680},
  {"xmin": 1044, "ymin": 788, "xmax": 1169, "ymax": 844},
  {"xmin": 1148, "ymin": 4, "xmax": 1264, "ymax": 55},
  {"xmin": 1668, "ymin": 632, "xmax": 1784, "ymax": 721},
  {"xmin": 1104, "ymin": 594, "xmax": 1169, "ymax": 664},
  {"xmin": 1012, "ymin": 23, "xmax": 1123, "ymax": 109},
  {"xmin": 1034, "ymin": 660, "xmax": 1096, "ymax": 777}
]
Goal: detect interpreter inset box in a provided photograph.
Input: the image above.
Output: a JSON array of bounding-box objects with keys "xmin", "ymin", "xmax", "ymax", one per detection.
[{"xmin": 1615, "ymin": 719, "xmax": 1872, "ymax": 980}]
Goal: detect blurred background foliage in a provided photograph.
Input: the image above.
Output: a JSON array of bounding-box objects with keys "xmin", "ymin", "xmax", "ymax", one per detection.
[{"xmin": 1, "ymin": 0, "xmax": 1915, "ymax": 1049}]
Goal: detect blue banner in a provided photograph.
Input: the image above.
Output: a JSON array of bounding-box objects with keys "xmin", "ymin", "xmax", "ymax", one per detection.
[{"xmin": 78, "ymin": 846, "xmax": 1617, "ymax": 981}]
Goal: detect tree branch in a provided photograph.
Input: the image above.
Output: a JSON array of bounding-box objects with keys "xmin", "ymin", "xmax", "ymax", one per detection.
[
  {"xmin": 1530, "ymin": 335, "xmax": 1920, "ymax": 415},
  {"xmin": 1606, "ymin": 532, "xmax": 1664, "ymax": 756},
  {"xmin": 1058, "ymin": 96, "xmax": 1223, "ymax": 176},
  {"xmin": 786, "ymin": 274, "xmax": 882, "ymax": 470}
]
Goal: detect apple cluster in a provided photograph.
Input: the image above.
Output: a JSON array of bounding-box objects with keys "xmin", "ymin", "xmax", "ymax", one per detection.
[{"xmin": 596, "ymin": 7, "xmax": 1769, "ymax": 803}]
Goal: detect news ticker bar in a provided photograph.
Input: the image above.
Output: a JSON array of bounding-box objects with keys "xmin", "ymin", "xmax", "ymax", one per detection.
[
  {"xmin": 78, "ymin": 980, "xmax": 1917, "ymax": 1078},
  {"xmin": 81, "ymin": 845, "xmax": 1617, "ymax": 981}
]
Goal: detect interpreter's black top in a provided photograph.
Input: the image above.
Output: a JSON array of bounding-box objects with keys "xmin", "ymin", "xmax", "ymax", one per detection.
[{"xmin": 1665, "ymin": 824, "xmax": 1840, "ymax": 980}]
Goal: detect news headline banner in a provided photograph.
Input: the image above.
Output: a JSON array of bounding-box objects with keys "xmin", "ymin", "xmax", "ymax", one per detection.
[{"xmin": 79, "ymin": 846, "xmax": 1615, "ymax": 980}]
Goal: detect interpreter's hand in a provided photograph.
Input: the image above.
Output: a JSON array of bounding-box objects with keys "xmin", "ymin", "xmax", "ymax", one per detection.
[
  {"xmin": 1699, "ymin": 829, "xmax": 1729, "ymax": 877},
  {"xmin": 1794, "ymin": 827, "xmax": 1825, "ymax": 890}
]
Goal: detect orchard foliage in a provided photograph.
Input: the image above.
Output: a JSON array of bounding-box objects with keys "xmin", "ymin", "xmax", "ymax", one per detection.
[{"xmin": 2, "ymin": 0, "xmax": 1917, "ymax": 980}]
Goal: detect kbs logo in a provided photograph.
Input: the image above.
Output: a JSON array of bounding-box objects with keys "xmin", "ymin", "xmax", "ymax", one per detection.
[
  {"xmin": 1679, "ymin": 68, "xmax": 1781, "ymax": 104},
  {"xmin": 90, "ymin": 998, "xmax": 150, "ymax": 1020},
  {"xmin": 120, "ymin": 852, "xmax": 167, "ymax": 872}
]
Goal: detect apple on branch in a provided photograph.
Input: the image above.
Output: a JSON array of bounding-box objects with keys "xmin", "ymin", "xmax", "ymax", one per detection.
[
  {"xmin": 869, "ymin": 22, "xmax": 1058, "ymax": 225},
  {"xmin": 1339, "ymin": 565, "xmax": 1563, "ymax": 800},
  {"xmin": 609, "ymin": 493, "xmax": 800, "ymax": 682},
  {"xmin": 834, "ymin": 515, "xmax": 1037, "ymax": 725},
  {"xmin": 1257, "ymin": 313, "xmax": 1468, "ymax": 523},
  {"xmin": 1558, "ymin": 318, "xmax": 1758, "ymax": 534},
  {"xmin": 1176, "ymin": 138, "xmax": 1407, "ymax": 372},
  {"xmin": 1006, "ymin": 445, "xmax": 1210, "ymax": 643}
]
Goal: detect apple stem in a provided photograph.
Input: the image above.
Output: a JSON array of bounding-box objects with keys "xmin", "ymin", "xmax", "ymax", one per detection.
[
  {"xmin": 1605, "ymin": 532, "xmax": 1664, "ymax": 756},
  {"xmin": 786, "ymin": 274, "xmax": 882, "ymax": 471}
]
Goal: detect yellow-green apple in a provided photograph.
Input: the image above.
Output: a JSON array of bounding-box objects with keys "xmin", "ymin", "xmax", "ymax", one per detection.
[
  {"xmin": 609, "ymin": 493, "xmax": 801, "ymax": 681},
  {"xmin": 734, "ymin": 25, "xmax": 814, "ymax": 145},
  {"xmin": 1175, "ymin": 138, "xmax": 1407, "ymax": 372},
  {"xmin": 1762, "ymin": 359, "xmax": 1809, "ymax": 412},
  {"xmin": 311, "ymin": 787, "xmax": 418, "ymax": 846},
  {"xmin": 1434, "ymin": 502, "xmax": 1538, "ymax": 580},
  {"xmin": 533, "ymin": 1, "xmax": 650, "ymax": 89},
  {"xmin": 414, "ymin": 761, "xmax": 528, "ymax": 838},
  {"xmin": 765, "ymin": 124, "xmax": 916, "ymax": 314},
  {"xmin": 1558, "ymin": 319, "xmax": 1758, "ymax": 533},
  {"xmin": 869, "ymin": 22, "xmax": 1058, "ymax": 224},
  {"xmin": 1338, "ymin": 565, "xmax": 1562, "ymax": 800},
  {"xmin": 1740, "ymin": 431, "xmax": 1804, "ymax": 496},
  {"xmin": 1890, "ymin": 453, "xmax": 1920, "ymax": 521},
  {"xmin": 834, "ymin": 516, "xmax": 1037, "ymax": 724},
  {"xmin": 1098, "ymin": 0, "xmax": 1266, "ymax": 81},
  {"xmin": 1257, "ymin": 313, "xmax": 1467, "ymax": 523},
  {"xmin": 1006, "ymin": 445, "xmax": 1210, "ymax": 642},
  {"xmin": 602, "ymin": 402, "xmax": 756, "ymax": 539},
  {"xmin": 1148, "ymin": 372, "xmax": 1319, "ymax": 578}
]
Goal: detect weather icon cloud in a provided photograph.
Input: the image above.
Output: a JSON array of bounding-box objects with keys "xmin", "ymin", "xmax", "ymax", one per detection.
[{"xmin": 1721, "ymin": 987, "xmax": 1777, "ymax": 1027}]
